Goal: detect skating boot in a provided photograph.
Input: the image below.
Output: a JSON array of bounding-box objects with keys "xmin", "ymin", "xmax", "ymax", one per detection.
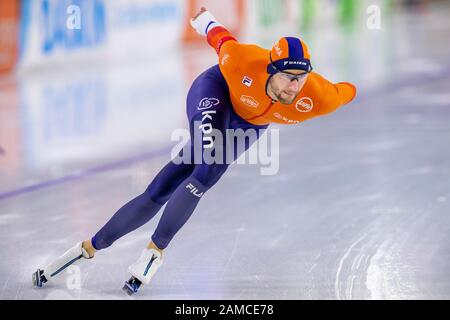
[
  {"xmin": 32, "ymin": 241, "xmax": 92, "ymax": 287},
  {"xmin": 122, "ymin": 248, "xmax": 163, "ymax": 295}
]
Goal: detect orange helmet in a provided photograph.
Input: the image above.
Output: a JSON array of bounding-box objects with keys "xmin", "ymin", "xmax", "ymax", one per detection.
[{"xmin": 267, "ymin": 37, "xmax": 312, "ymax": 74}]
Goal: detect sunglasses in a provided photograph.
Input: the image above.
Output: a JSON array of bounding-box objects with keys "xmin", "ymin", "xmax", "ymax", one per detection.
[
  {"xmin": 268, "ymin": 55, "xmax": 313, "ymax": 81},
  {"xmin": 278, "ymin": 71, "xmax": 310, "ymax": 82}
]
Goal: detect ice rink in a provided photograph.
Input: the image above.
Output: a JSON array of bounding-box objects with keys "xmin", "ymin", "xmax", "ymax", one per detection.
[{"xmin": 1, "ymin": 1, "xmax": 450, "ymax": 299}]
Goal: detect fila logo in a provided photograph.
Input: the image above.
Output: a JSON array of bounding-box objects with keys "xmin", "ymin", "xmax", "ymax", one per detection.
[
  {"xmin": 274, "ymin": 44, "xmax": 282, "ymax": 56},
  {"xmin": 240, "ymin": 95, "xmax": 259, "ymax": 108},
  {"xmin": 242, "ymin": 76, "xmax": 253, "ymax": 87},
  {"xmin": 295, "ymin": 97, "xmax": 313, "ymax": 112},
  {"xmin": 198, "ymin": 97, "xmax": 220, "ymax": 110},
  {"xmin": 186, "ymin": 183, "xmax": 203, "ymax": 197}
]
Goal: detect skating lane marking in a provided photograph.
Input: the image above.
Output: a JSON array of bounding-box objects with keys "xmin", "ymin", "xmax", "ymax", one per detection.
[{"xmin": 0, "ymin": 146, "xmax": 172, "ymax": 201}]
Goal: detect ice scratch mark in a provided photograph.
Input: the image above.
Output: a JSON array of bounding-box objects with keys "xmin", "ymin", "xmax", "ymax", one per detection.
[
  {"xmin": 335, "ymin": 235, "xmax": 366, "ymax": 300},
  {"xmin": 308, "ymin": 252, "xmax": 322, "ymax": 273},
  {"xmin": 366, "ymin": 240, "xmax": 391, "ymax": 300},
  {"xmin": 308, "ymin": 263, "xmax": 317, "ymax": 274},
  {"xmin": 220, "ymin": 226, "xmax": 244, "ymax": 279},
  {"xmin": 0, "ymin": 213, "xmax": 21, "ymax": 225},
  {"xmin": 402, "ymin": 167, "xmax": 433, "ymax": 176},
  {"xmin": 352, "ymin": 252, "xmax": 366, "ymax": 271},
  {"xmin": 234, "ymin": 289, "xmax": 245, "ymax": 299},
  {"xmin": 14, "ymin": 282, "xmax": 23, "ymax": 300},
  {"xmin": 0, "ymin": 276, "xmax": 11, "ymax": 299},
  {"xmin": 360, "ymin": 140, "xmax": 402, "ymax": 153},
  {"xmin": 254, "ymin": 274, "xmax": 269, "ymax": 288},
  {"xmin": 347, "ymin": 275, "xmax": 357, "ymax": 300}
]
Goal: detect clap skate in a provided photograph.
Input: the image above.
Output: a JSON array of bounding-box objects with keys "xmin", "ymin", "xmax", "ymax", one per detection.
[
  {"xmin": 32, "ymin": 241, "xmax": 92, "ymax": 287},
  {"xmin": 122, "ymin": 248, "xmax": 163, "ymax": 296}
]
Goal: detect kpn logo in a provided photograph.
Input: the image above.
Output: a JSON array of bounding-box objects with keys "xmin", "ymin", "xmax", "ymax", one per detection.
[{"xmin": 295, "ymin": 97, "xmax": 313, "ymax": 112}]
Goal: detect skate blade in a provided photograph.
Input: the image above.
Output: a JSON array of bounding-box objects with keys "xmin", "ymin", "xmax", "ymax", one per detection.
[
  {"xmin": 122, "ymin": 282, "xmax": 137, "ymax": 296},
  {"xmin": 32, "ymin": 269, "xmax": 42, "ymax": 287},
  {"xmin": 122, "ymin": 276, "xmax": 142, "ymax": 296}
]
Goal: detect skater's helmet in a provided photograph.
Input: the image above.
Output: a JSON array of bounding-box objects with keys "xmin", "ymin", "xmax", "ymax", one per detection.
[{"xmin": 267, "ymin": 37, "xmax": 312, "ymax": 74}]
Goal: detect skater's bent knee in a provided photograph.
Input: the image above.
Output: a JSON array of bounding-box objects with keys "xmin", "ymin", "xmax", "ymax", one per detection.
[
  {"xmin": 191, "ymin": 164, "xmax": 229, "ymax": 189},
  {"xmin": 91, "ymin": 234, "xmax": 114, "ymax": 251}
]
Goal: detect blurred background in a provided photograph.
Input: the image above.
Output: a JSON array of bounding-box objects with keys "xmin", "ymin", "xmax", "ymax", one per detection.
[{"xmin": 1, "ymin": 0, "xmax": 450, "ymax": 300}]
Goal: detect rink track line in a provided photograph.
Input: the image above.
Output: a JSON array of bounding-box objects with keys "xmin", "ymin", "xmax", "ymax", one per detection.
[
  {"xmin": 1, "ymin": 61, "xmax": 450, "ymax": 202},
  {"xmin": 0, "ymin": 146, "xmax": 172, "ymax": 201}
]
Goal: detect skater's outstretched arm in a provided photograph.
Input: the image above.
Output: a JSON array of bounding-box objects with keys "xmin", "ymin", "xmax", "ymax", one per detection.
[
  {"xmin": 316, "ymin": 79, "xmax": 357, "ymax": 115},
  {"xmin": 190, "ymin": 6, "xmax": 238, "ymax": 54}
]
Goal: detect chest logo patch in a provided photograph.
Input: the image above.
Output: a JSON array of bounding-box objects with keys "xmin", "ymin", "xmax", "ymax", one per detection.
[
  {"xmin": 240, "ymin": 95, "xmax": 259, "ymax": 108},
  {"xmin": 242, "ymin": 76, "xmax": 253, "ymax": 87},
  {"xmin": 273, "ymin": 112, "xmax": 300, "ymax": 124},
  {"xmin": 295, "ymin": 97, "xmax": 314, "ymax": 112}
]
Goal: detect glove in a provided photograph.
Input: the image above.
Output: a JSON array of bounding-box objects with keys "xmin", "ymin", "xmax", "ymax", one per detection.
[{"xmin": 190, "ymin": 10, "xmax": 222, "ymax": 36}]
